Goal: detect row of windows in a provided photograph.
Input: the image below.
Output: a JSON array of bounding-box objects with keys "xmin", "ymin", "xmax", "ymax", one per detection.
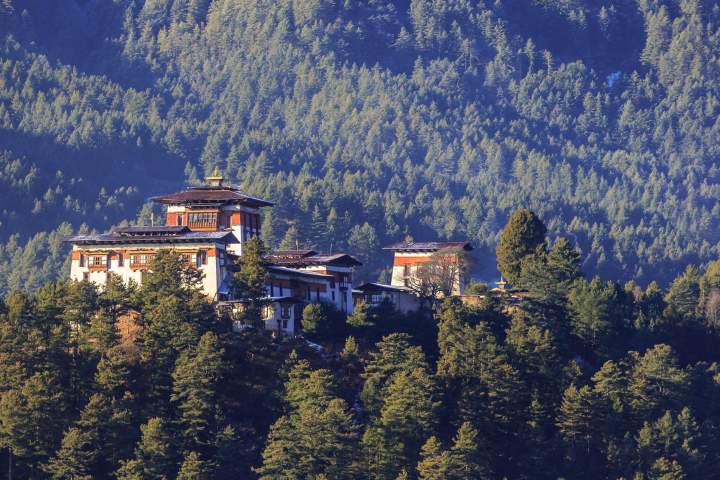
[
  {"xmin": 79, "ymin": 251, "xmax": 208, "ymax": 268},
  {"xmin": 173, "ymin": 211, "xmax": 261, "ymax": 230},
  {"xmin": 188, "ymin": 212, "xmax": 218, "ymax": 227}
]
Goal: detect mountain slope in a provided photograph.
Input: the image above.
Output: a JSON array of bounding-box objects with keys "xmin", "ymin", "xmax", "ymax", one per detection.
[{"xmin": 1, "ymin": 0, "xmax": 719, "ymax": 293}]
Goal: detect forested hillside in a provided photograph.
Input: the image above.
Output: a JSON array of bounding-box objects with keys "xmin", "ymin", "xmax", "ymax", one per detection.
[
  {"xmin": 1, "ymin": 0, "xmax": 720, "ymax": 294},
  {"xmin": 3, "ymin": 216, "xmax": 720, "ymax": 479}
]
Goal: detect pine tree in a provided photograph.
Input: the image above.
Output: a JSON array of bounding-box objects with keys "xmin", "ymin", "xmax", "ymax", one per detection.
[
  {"xmin": 232, "ymin": 237, "xmax": 269, "ymax": 326},
  {"xmin": 636, "ymin": 408, "xmax": 705, "ymax": 478},
  {"xmin": 309, "ymin": 205, "xmax": 326, "ymax": 250},
  {"xmin": 301, "ymin": 303, "xmax": 327, "ymax": 336},
  {"xmin": 361, "ymin": 424, "xmax": 405, "ymax": 480},
  {"xmin": 556, "ymin": 384, "xmax": 602, "ymax": 470},
  {"xmin": 140, "ymin": 294, "xmax": 200, "ymax": 412},
  {"xmin": 0, "ymin": 371, "xmax": 67, "ymax": 474},
  {"xmin": 649, "ymin": 457, "xmax": 686, "ymax": 480},
  {"xmin": 361, "ymin": 333, "xmax": 428, "ymax": 419},
  {"xmin": 0, "ymin": 389, "xmax": 33, "ymax": 477},
  {"xmin": 44, "ymin": 428, "xmax": 95, "ymax": 480},
  {"xmin": 641, "ymin": 281, "xmax": 667, "ymax": 331},
  {"xmin": 139, "ymin": 250, "xmax": 204, "ymax": 309},
  {"xmin": 700, "ymin": 260, "xmax": 720, "ymax": 304},
  {"xmin": 52, "ymin": 393, "xmax": 118, "ymax": 477},
  {"xmin": 295, "ymin": 398, "xmax": 360, "ymax": 478},
  {"xmin": 519, "ymin": 237, "xmax": 581, "ymax": 303},
  {"xmin": 116, "ymin": 418, "xmax": 176, "ymax": 480},
  {"xmin": 395, "ymin": 468, "xmax": 410, "ymax": 480},
  {"xmin": 255, "ymin": 416, "xmax": 298, "ymax": 480},
  {"xmin": 257, "ymin": 364, "xmax": 359, "ymax": 480},
  {"xmin": 448, "ymin": 421, "xmax": 490, "ymax": 479},
  {"xmin": 416, "ymin": 436, "xmax": 451, "ymax": 480},
  {"xmin": 592, "ymin": 360, "xmax": 628, "ymax": 416},
  {"xmin": 177, "ymin": 451, "xmax": 211, "ymax": 480},
  {"xmin": 278, "ymin": 224, "xmax": 300, "ymax": 251},
  {"xmin": 505, "ymin": 309, "xmax": 560, "ymax": 385},
  {"xmin": 665, "ymin": 265, "xmax": 701, "ymax": 322},
  {"xmin": 341, "ymin": 335, "xmax": 361, "ymax": 369},
  {"xmin": 347, "ymin": 300, "xmax": 370, "ymax": 328},
  {"xmin": 213, "ymin": 425, "xmax": 243, "ymax": 478},
  {"xmin": 171, "ymin": 331, "xmax": 224, "ymax": 452},
  {"xmin": 567, "ymin": 277, "xmax": 622, "ymax": 354},
  {"xmin": 95, "ymin": 345, "xmax": 134, "ymax": 398},
  {"xmin": 627, "ymin": 345, "xmax": 689, "ymax": 420},
  {"xmin": 496, "ymin": 208, "xmax": 546, "ymax": 285},
  {"xmin": 378, "ymin": 368, "xmax": 439, "ymax": 473},
  {"xmin": 82, "ymin": 311, "xmax": 119, "ymax": 354}
]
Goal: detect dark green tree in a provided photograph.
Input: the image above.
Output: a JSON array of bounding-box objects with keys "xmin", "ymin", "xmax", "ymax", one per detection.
[
  {"xmin": 171, "ymin": 331, "xmax": 224, "ymax": 452},
  {"xmin": 665, "ymin": 265, "xmax": 701, "ymax": 323},
  {"xmin": 496, "ymin": 209, "xmax": 547, "ymax": 285},
  {"xmin": 44, "ymin": 428, "xmax": 95, "ymax": 480},
  {"xmin": 361, "ymin": 333, "xmax": 428, "ymax": 419},
  {"xmin": 232, "ymin": 237, "xmax": 268, "ymax": 325},
  {"xmin": 116, "ymin": 417, "xmax": 176, "ymax": 480},
  {"xmin": 301, "ymin": 303, "xmax": 327, "ymax": 336},
  {"xmin": 556, "ymin": 384, "xmax": 604, "ymax": 473},
  {"xmin": 519, "ymin": 237, "xmax": 582, "ymax": 303},
  {"xmin": 0, "ymin": 371, "xmax": 67, "ymax": 476},
  {"xmin": 177, "ymin": 451, "xmax": 211, "ymax": 480}
]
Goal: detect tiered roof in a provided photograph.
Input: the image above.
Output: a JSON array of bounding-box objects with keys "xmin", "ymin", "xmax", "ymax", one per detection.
[{"xmin": 150, "ymin": 185, "xmax": 273, "ymax": 208}]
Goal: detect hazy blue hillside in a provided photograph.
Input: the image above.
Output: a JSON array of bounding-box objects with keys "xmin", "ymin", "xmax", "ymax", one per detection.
[{"xmin": 1, "ymin": 0, "xmax": 720, "ymax": 293}]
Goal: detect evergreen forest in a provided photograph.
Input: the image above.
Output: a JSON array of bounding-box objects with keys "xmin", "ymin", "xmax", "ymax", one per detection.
[
  {"xmin": 2, "ymin": 212, "xmax": 720, "ymax": 479},
  {"xmin": 2, "ymin": 0, "xmax": 720, "ymax": 293}
]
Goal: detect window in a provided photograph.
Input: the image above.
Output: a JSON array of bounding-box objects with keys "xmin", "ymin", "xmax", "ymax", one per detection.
[
  {"xmin": 83, "ymin": 272, "xmax": 89, "ymax": 281},
  {"xmin": 196, "ymin": 250, "xmax": 208, "ymax": 267},
  {"xmin": 79, "ymin": 254, "xmax": 85, "ymax": 267},
  {"xmin": 281, "ymin": 304, "xmax": 290, "ymax": 319},
  {"xmin": 177, "ymin": 215, "xmax": 183, "ymax": 226},
  {"xmin": 188, "ymin": 212, "xmax": 217, "ymax": 228},
  {"xmin": 281, "ymin": 319, "xmax": 288, "ymax": 329},
  {"xmin": 316, "ymin": 288, "xmax": 320, "ymax": 301},
  {"xmin": 88, "ymin": 255, "xmax": 108, "ymax": 267},
  {"xmin": 118, "ymin": 253, "xmax": 124, "ymax": 267},
  {"xmin": 332, "ymin": 291, "xmax": 335, "ymax": 301},
  {"xmin": 130, "ymin": 253, "xmax": 155, "ymax": 267}
]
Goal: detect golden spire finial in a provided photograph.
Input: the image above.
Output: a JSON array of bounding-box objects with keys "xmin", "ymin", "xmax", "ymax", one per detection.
[{"xmin": 205, "ymin": 166, "xmax": 224, "ymax": 187}]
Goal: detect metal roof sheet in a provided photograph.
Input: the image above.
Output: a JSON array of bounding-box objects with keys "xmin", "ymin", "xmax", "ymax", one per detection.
[
  {"xmin": 113, "ymin": 226, "xmax": 190, "ymax": 236},
  {"xmin": 151, "ymin": 186, "xmax": 274, "ymax": 207},
  {"xmin": 267, "ymin": 251, "xmax": 362, "ymax": 267},
  {"xmin": 354, "ymin": 282, "xmax": 415, "ymax": 293},
  {"xmin": 383, "ymin": 241, "xmax": 473, "ymax": 252},
  {"xmin": 67, "ymin": 230, "xmax": 232, "ymax": 245},
  {"xmin": 267, "ymin": 265, "xmax": 334, "ymax": 279}
]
